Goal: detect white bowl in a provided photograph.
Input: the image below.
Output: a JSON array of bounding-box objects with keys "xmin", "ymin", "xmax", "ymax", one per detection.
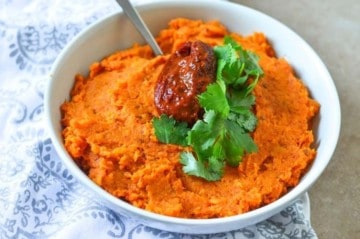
[{"xmin": 45, "ymin": 0, "xmax": 341, "ymax": 234}]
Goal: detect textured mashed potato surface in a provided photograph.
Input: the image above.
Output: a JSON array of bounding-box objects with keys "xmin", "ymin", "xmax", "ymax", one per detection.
[{"xmin": 61, "ymin": 18, "xmax": 319, "ymax": 218}]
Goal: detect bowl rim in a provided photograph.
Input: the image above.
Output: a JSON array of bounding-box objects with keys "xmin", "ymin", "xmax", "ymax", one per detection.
[{"xmin": 44, "ymin": 0, "xmax": 341, "ymax": 232}]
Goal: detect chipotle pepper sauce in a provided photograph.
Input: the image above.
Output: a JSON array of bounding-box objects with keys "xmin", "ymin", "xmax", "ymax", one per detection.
[{"xmin": 154, "ymin": 40, "xmax": 216, "ymax": 125}]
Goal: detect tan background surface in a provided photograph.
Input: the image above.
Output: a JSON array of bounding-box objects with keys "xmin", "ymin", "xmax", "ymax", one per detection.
[{"xmin": 230, "ymin": 0, "xmax": 360, "ymax": 238}]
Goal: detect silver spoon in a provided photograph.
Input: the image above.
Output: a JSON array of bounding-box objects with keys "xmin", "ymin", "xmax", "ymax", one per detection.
[{"xmin": 116, "ymin": 0, "xmax": 163, "ymax": 56}]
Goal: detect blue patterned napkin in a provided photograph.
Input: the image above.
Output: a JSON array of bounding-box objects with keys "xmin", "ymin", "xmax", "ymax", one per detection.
[{"xmin": 0, "ymin": 0, "xmax": 318, "ymax": 238}]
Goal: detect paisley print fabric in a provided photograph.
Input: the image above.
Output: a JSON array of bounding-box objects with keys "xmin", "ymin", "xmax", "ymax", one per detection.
[{"xmin": 0, "ymin": 0, "xmax": 318, "ymax": 238}]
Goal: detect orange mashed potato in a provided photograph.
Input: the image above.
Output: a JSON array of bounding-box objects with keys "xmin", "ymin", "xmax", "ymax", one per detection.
[{"xmin": 61, "ymin": 18, "xmax": 319, "ymax": 218}]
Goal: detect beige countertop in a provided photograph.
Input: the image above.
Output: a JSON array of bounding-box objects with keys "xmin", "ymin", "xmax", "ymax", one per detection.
[{"xmin": 231, "ymin": 0, "xmax": 360, "ymax": 238}]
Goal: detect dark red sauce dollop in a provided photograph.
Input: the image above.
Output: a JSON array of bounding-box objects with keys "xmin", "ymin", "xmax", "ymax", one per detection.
[{"xmin": 154, "ymin": 41, "xmax": 216, "ymax": 125}]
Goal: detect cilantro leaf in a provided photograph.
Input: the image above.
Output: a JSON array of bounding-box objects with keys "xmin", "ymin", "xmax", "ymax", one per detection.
[
  {"xmin": 198, "ymin": 82, "xmax": 230, "ymax": 117},
  {"xmin": 187, "ymin": 110, "xmax": 225, "ymax": 161},
  {"xmin": 228, "ymin": 89, "xmax": 256, "ymax": 110},
  {"xmin": 224, "ymin": 119, "xmax": 258, "ymax": 153},
  {"xmin": 222, "ymin": 130, "xmax": 257, "ymax": 167},
  {"xmin": 244, "ymin": 51, "xmax": 263, "ymax": 76},
  {"xmin": 215, "ymin": 36, "xmax": 263, "ymax": 92},
  {"xmin": 237, "ymin": 111, "xmax": 258, "ymax": 132},
  {"xmin": 214, "ymin": 45, "xmax": 242, "ymax": 85},
  {"xmin": 223, "ymin": 35, "xmax": 242, "ymax": 50},
  {"xmin": 180, "ymin": 152, "xmax": 224, "ymax": 181},
  {"xmin": 152, "ymin": 114, "xmax": 190, "ymax": 146}
]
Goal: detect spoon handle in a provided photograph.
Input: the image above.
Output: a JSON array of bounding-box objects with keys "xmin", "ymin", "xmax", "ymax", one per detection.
[{"xmin": 116, "ymin": 0, "xmax": 163, "ymax": 56}]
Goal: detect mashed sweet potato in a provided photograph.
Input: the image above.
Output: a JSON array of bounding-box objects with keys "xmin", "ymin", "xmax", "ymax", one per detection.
[{"xmin": 61, "ymin": 18, "xmax": 319, "ymax": 218}]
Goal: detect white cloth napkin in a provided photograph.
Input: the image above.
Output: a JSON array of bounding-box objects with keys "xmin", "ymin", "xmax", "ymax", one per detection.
[{"xmin": 0, "ymin": 0, "xmax": 318, "ymax": 238}]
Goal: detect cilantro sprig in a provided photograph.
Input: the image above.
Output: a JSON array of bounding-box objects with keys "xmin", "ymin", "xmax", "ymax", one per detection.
[
  {"xmin": 152, "ymin": 114, "xmax": 190, "ymax": 146},
  {"xmin": 153, "ymin": 36, "xmax": 263, "ymax": 181}
]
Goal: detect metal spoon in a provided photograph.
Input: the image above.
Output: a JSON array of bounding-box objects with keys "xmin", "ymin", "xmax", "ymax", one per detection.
[{"xmin": 116, "ymin": 0, "xmax": 163, "ymax": 56}]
